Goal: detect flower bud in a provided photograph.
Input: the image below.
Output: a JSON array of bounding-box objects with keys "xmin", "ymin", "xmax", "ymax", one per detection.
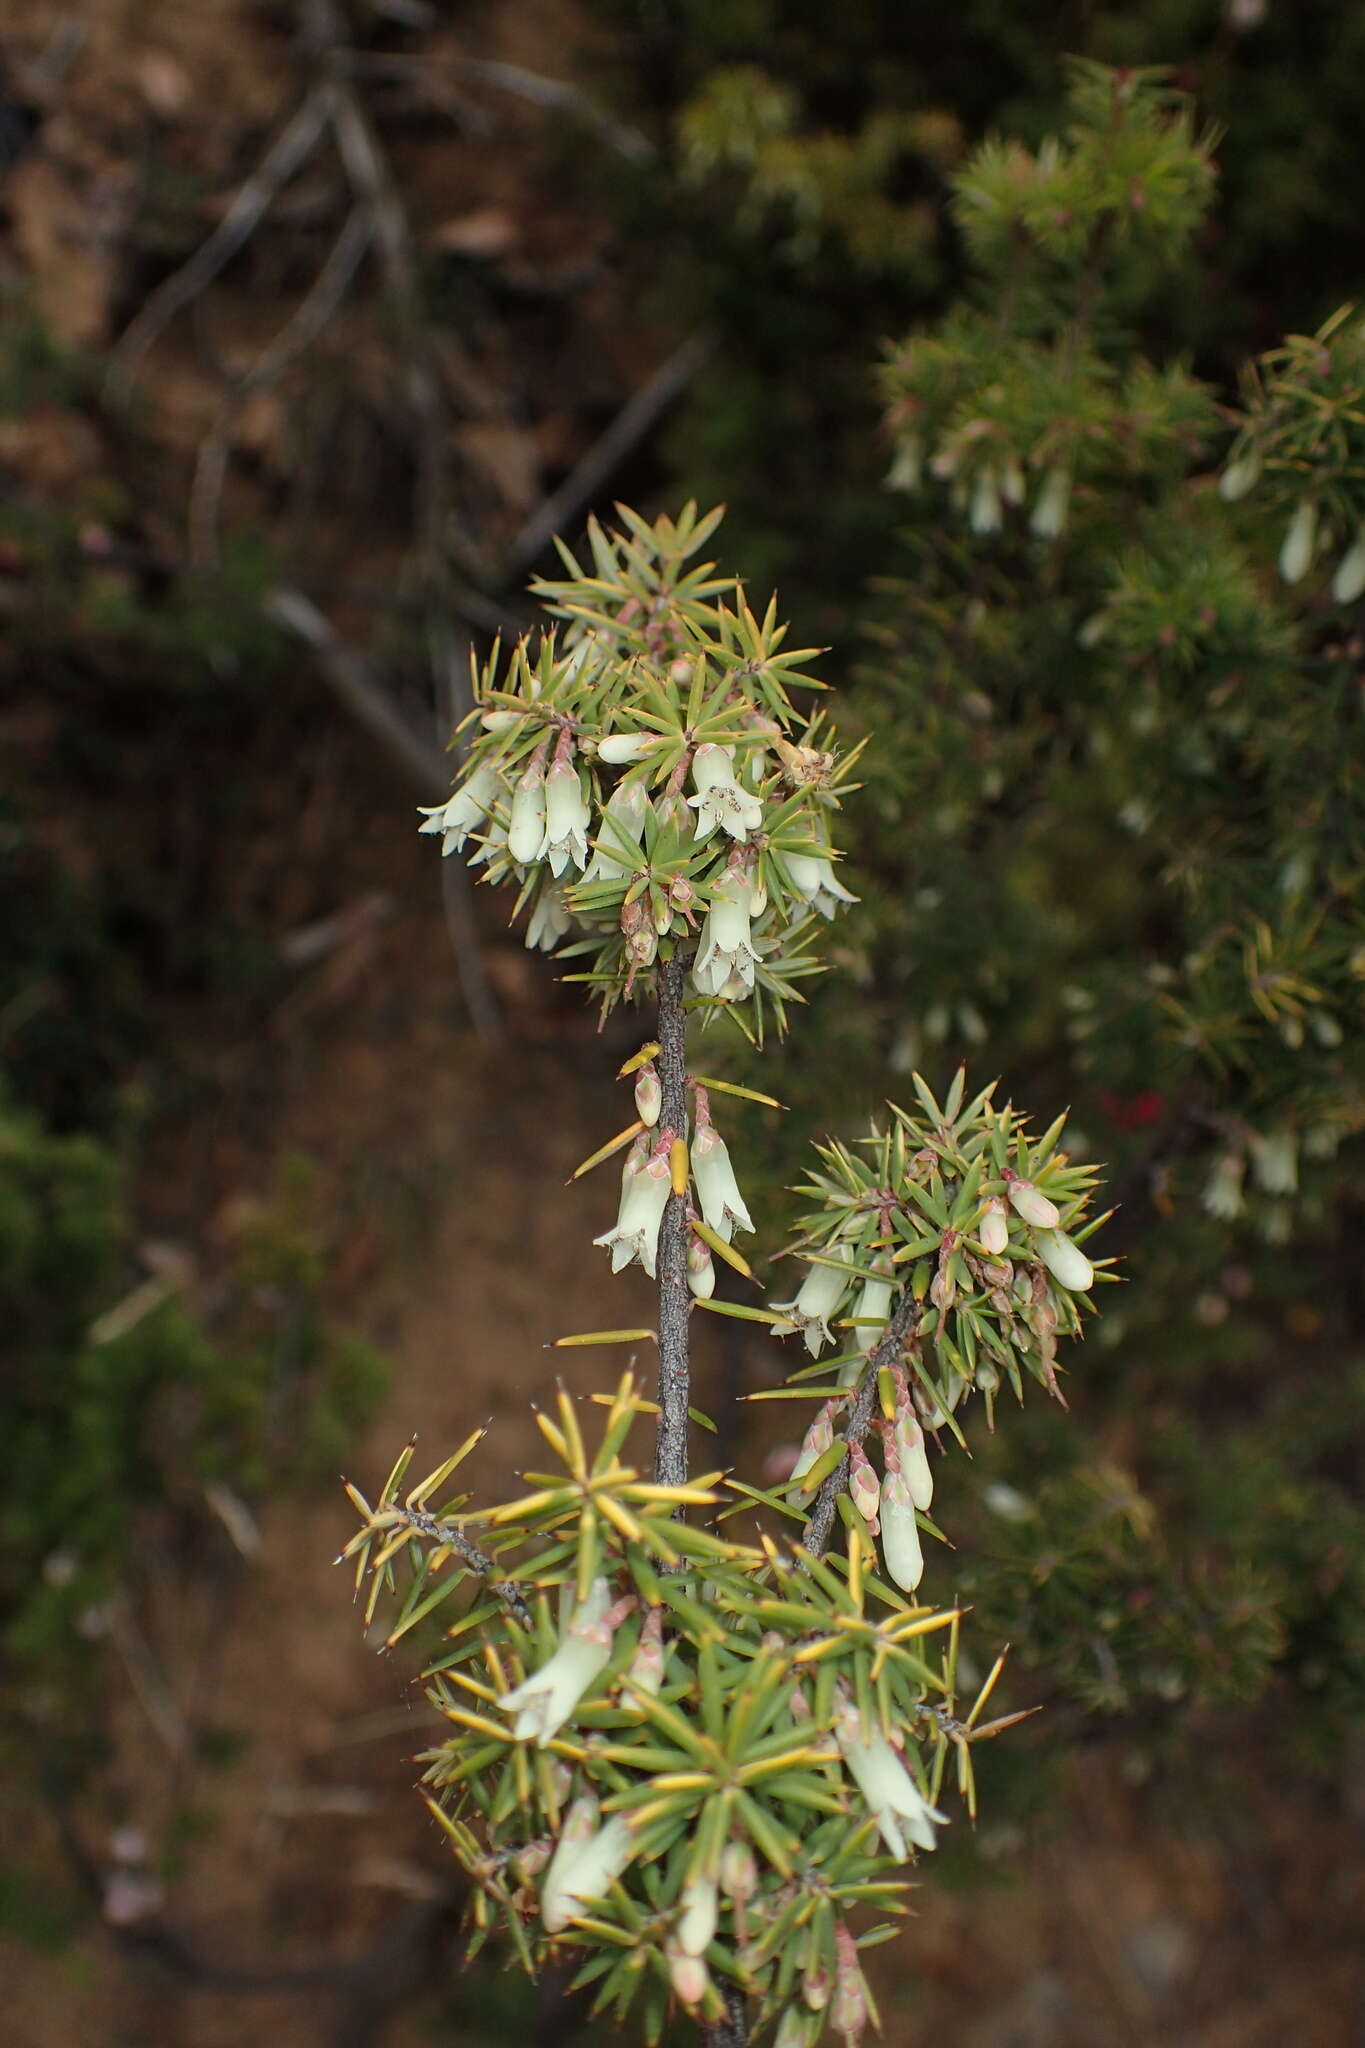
[
  {"xmin": 1030, "ymin": 464, "xmax": 1072, "ymax": 538},
  {"xmin": 978, "ymin": 1196, "xmax": 1009, "ymax": 1255},
  {"xmin": 879, "ymin": 1470, "xmax": 925, "ymax": 1592},
  {"xmin": 626, "ymin": 1607, "xmax": 665, "ymax": 1696},
  {"xmin": 686, "ymin": 1237, "xmax": 717, "ymax": 1300},
  {"xmin": 1280, "ymin": 498, "xmax": 1318, "ymax": 584},
  {"xmin": 677, "ymin": 1874, "xmax": 718, "ymax": 1957},
  {"xmin": 597, "ymin": 731, "xmax": 655, "ymax": 763},
  {"xmin": 1333, "ymin": 530, "xmax": 1365, "ymax": 604},
  {"xmin": 1031, "ymin": 1227, "xmax": 1094, "ymax": 1292},
  {"xmin": 1004, "ymin": 1173, "xmax": 1060, "ymax": 1228},
  {"xmin": 665, "ymin": 1939, "xmax": 711, "ymax": 2007},
  {"xmin": 507, "ymin": 755, "xmax": 548, "ymax": 865},
  {"xmin": 848, "ymin": 1440, "xmax": 881, "ymax": 1533},
  {"xmin": 541, "ymin": 1797, "xmax": 635, "ymax": 1932},
  {"xmin": 719, "ymin": 1841, "xmax": 758, "ymax": 1903},
  {"xmin": 634, "ymin": 1063, "xmax": 662, "ymax": 1127}
]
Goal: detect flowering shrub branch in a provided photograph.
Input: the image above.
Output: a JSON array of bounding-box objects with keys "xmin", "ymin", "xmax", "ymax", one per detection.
[{"xmin": 341, "ymin": 508, "xmax": 1107, "ymax": 2046}]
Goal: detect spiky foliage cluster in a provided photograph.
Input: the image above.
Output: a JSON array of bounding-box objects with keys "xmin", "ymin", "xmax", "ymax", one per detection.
[
  {"xmin": 352, "ymin": 512, "xmax": 1114, "ymax": 2044},
  {"xmin": 420, "ymin": 504, "xmax": 860, "ymax": 1036},
  {"xmin": 1223, "ymin": 305, "xmax": 1365, "ymax": 600},
  {"xmin": 343, "ymin": 1374, "xmax": 1022, "ymax": 2045}
]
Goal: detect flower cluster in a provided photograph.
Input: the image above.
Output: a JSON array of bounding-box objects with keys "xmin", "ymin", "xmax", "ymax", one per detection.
[
  {"xmin": 419, "ymin": 505, "xmax": 860, "ymax": 1033},
  {"xmin": 341, "ymin": 1377, "xmax": 1017, "ymax": 2046},
  {"xmin": 760, "ymin": 1071, "xmax": 1107, "ymax": 1594}
]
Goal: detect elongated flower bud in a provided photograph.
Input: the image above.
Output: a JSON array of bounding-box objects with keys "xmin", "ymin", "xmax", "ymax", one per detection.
[
  {"xmin": 665, "ymin": 1939, "xmax": 712, "ymax": 2007},
  {"xmin": 1219, "ymin": 449, "xmax": 1261, "ymax": 501},
  {"xmin": 978, "ymin": 1195, "xmax": 1009, "ymax": 1255},
  {"xmin": 879, "ymin": 1470, "xmax": 925, "ymax": 1592},
  {"xmin": 719, "ymin": 1841, "xmax": 757, "ymax": 1903},
  {"xmin": 832, "ymin": 1923, "xmax": 869, "ymax": 2047},
  {"xmin": 687, "ymin": 1236, "xmax": 717, "ymax": 1300},
  {"xmin": 1030, "ymin": 464, "xmax": 1072, "ymax": 538},
  {"xmin": 848, "ymin": 1440, "xmax": 881, "ymax": 1533},
  {"xmin": 787, "ymin": 1402, "xmax": 836, "ymax": 1493},
  {"xmin": 1031, "ymin": 1227, "xmax": 1094, "ymax": 1292},
  {"xmin": 1004, "ymin": 1172, "xmax": 1060, "ymax": 1228},
  {"xmin": 597, "ymin": 731, "xmax": 656, "ymax": 763},
  {"xmin": 852, "ymin": 1260, "xmax": 894, "ymax": 1354},
  {"xmin": 1280, "ymin": 499, "xmax": 1318, "ymax": 584},
  {"xmin": 677, "ymin": 1874, "xmax": 719, "ymax": 1957},
  {"xmin": 507, "ymin": 755, "xmax": 549, "ymax": 864},
  {"xmin": 634, "ymin": 1063, "xmax": 662, "ymax": 1128},
  {"xmin": 1333, "ymin": 530, "xmax": 1365, "ymax": 604},
  {"xmin": 969, "ymin": 466, "xmax": 1002, "ymax": 534}
]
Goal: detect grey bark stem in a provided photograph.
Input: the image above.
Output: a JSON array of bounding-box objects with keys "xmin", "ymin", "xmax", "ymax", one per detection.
[
  {"xmin": 653, "ymin": 951, "xmax": 692, "ymax": 1489},
  {"xmin": 803, "ymin": 1292, "xmax": 924, "ymax": 1560}
]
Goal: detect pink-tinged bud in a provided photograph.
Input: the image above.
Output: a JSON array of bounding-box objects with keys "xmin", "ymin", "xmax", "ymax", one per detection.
[
  {"xmin": 929, "ymin": 1266, "xmax": 956, "ymax": 1314},
  {"xmin": 978, "ymin": 1196, "xmax": 1009, "ymax": 1255},
  {"xmin": 1004, "ymin": 1172, "xmax": 1060, "ymax": 1229},
  {"xmin": 686, "ymin": 1235, "xmax": 716, "ymax": 1300},
  {"xmin": 832, "ymin": 1923, "xmax": 869, "ymax": 2046},
  {"xmin": 787, "ymin": 1402, "xmax": 836, "ymax": 1493},
  {"xmin": 626, "ymin": 1607, "xmax": 666, "ymax": 1696},
  {"xmin": 894, "ymin": 1407, "xmax": 933, "ymax": 1512},
  {"xmin": 634, "ymin": 1062, "xmax": 662, "ymax": 1127},
  {"xmin": 803, "ymin": 1958, "xmax": 832, "ymax": 2010},
  {"xmin": 719, "ymin": 1840, "xmax": 758, "ymax": 1902},
  {"xmin": 848, "ymin": 1440, "xmax": 881, "ymax": 1533},
  {"xmin": 513, "ymin": 1838, "xmax": 552, "ymax": 1882},
  {"xmin": 665, "ymin": 1939, "xmax": 712, "ymax": 2007}
]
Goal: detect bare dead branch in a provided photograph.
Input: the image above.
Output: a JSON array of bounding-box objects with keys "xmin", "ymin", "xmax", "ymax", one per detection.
[
  {"xmin": 502, "ymin": 332, "xmax": 714, "ymax": 584},
  {"xmin": 111, "ymin": 85, "xmax": 337, "ymax": 387}
]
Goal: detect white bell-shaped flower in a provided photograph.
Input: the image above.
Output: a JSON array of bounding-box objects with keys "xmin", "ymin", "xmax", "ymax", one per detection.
[
  {"xmin": 851, "ymin": 1263, "xmax": 893, "ymax": 1354},
  {"xmin": 584, "ymin": 777, "xmax": 650, "ymax": 883},
  {"xmin": 508, "ymin": 756, "xmax": 549, "ymax": 864},
  {"xmin": 693, "ymin": 871, "xmax": 757, "ymax": 999},
  {"xmin": 1030, "ymin": 465, "xmax": 1072, "ymax": 539},
  {"xmin": 499, "ymin": 1579, "xmax": 615, "ymax": 1746},
  {"xmin": 834, "ymin": 1702, "xmax": 947, "ymax": 1860},
  {"xmin": 541, "ymin": 1795, "xmax": 636, "ymax": 1932},
  {"xmin": 690, "ymin": 1121, "xmax": 754, "ymax": 1242},
  {"xmin": 526, "ymin": 883, "xmax": 572, "ymax": 953},
  {"xmin": 418, "ymin": 763, "xmax": 503, "ymax": 855},
  {"xmin": 879, "ymin": 1471, "xmax": 925, "ymax": 1592},
  {"xmin": 687, "ymin": 743, "xmax": 764, "ymax": 843},
  {"xmin": 771, "ymin": 1247, "xmax": 853, "ymax": 1357},
  {"xmin": 593, "ymin": 1138, "xmax": 672, "ymax": 1277},
  {"xmin": 542, "ymin": 756, "xmax": 592, "ymax": 876}
]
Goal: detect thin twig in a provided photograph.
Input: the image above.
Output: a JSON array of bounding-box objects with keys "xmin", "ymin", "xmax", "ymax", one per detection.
[
  {"xmin": 653, "ymin": 953, "xmax": 692, "ymax": 1489},
  {"xmin": 349, "ymin": 50, "xmax": 655, "ymax": 165},
  {"xmin": 432, "ymin": 621, "xmax": 503, "ymax": 1045},
  {"xmin": 501, "ymin": 332, "xmax": 714, "ymax": 585},
  {"xmin": 111, "ymin": 85, "xmax": 337, "ymax": 388},
  {"xmin": 189, "ymin": 205, "xmax": 375, "ymax": 563},
  {"xmin": 381, "ymin": 1506, "xmax": 532, "ymax": 1627},
  {"xmin": 264, "ymin": 586, "xmax": 451, "ymax": 795},
  {"xmin": 803, "ymin": 1293, "xmax": 923, "ymax": 1560}
]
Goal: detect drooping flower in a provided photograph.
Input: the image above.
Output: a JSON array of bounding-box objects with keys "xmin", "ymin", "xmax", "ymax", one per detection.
[
  {"xmin": 525, "ymin": 883, "xmax": 572, "ymax": 953},
  {"xmin": 1280, "ymin": 499, "xmax": 1318, "ymax": 584},
  {"xmin": 1202, "ymin": 1150, "xmax": 1246, "ymax": 1220},
  {"xmin": 771, "ymin": 1246, "xmax": 854, "ymax": 1357},
  {"xmin": 417, "ymin": 763, "xmax": 503, "ymax": 855},
  {"xmin": 593, "ymin": 1136, "xmax": 672, "ymax": 1277},
  {"xmin": 583, "ymin": 777, "xmax": 649, "ymax": 882},
  {"xmin": 969, "ymin": 466, "xmax": 1002, "ymax": 533},
  {"xmin": 687, "ymin": 742, "xmax": 764, "ymax": 843},
  {"xmin": 784, "ymin": 846, "xmax": 858, "ymax": 919},
  {"xmin": 690, "ymin": 1113, "xmax": 755, "ymax": 1242},
  {"xmin": 1333, "ymin": 530, "xmax": 1365, "ymax": 604},
  {"xmin": 1030, "ymin": 465, "xmax": 1072, "ymax": 539},
  {"xmin": 693, "ymin": 869, "xmax": 758, "ymax": 999},
  {"xmin": 540, "ymin": 1794, "xmax": 636, "ymax": 1932},
  {"xmin": 499, "ymin": 1579, "xmax": 618, "ymax": 1746},
  {"xmin": 508, "ymin": 753, "xmax": 549, "ymax": 864},
  {"xmin": 834, "ymin": 1700, "xmax": 947, "ymax": 1860},
  {"xmin": 541, "ymin": 754, "xmax": 593, "ymax": 876}
]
